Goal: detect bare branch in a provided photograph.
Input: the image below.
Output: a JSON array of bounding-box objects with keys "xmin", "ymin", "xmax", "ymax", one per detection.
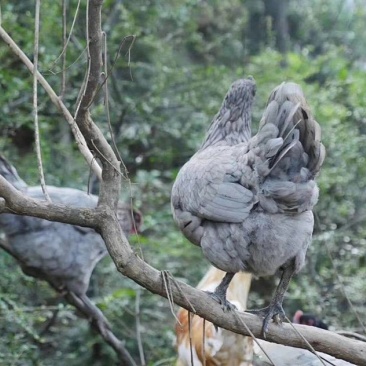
[
  {"xmin": 135, "ymin": 289, "xmax": 146, "ymax": 366},
  {"xmin": 0, "ymin": 26, "xmax": 102, "ymax": 180},
  {"xmin": 67, "ymin": 292, "xmax": 137, "ymax": 366},
  {"xmin": 33, "ymin": 0, "xmax": 50, "ymax": 201},
  {"xmin": 0, "ymin": 176, "xmax": 98, "ymax": 228},
  {"xmin": 74, "ymin": 0, "xmax": 121, "ymax": 210},
  {"xmin": 102, "ymin": 31, "xmax": 125, "ymax": 171},
  {"xmin": 50, "ymin": 0, "xmax": 82, "ymax": 72},
  {"xmin": 336, "ymin": 331, "xmax": 366, "ymax": 342},
  {"xmin": 1, "ymin": 235, "xmax": 136, "ymax": 366},
  {"xmin": 114, "ymin": 253, "xmax": 366, "ymax": 365},
  {"xmin": 60, "ymin": 0, "xmax": 67, "ymax": 98},
  {"xmin": 0, "ymin": 173, "xmax": 365, "ymax": 364}
]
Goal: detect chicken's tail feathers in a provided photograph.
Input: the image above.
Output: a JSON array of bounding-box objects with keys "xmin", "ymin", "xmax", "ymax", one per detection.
[
  {"xmin": 251, "ymin": 82, "xmax": 325, "ymax": 213},
  {"xmin": 254, "ymin": 82, "xmax": 325, "ymax": 181},
  {"xmin": 267, "ymin": 82, "xmax": 325, "ymax": 177},
  {"xmin": 0, "ymin": 155, "xmax": 28, "ymax": 190}
]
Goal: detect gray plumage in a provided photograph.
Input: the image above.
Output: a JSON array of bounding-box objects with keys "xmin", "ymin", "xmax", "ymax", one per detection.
[
  {"xmin": 0, "ymin": 156, "xmax": 141, "ymax": 296},
  {"xmin": 171, "ymin": 78, "xmax": 325, "ymax": 333},
  {"xmin": 0, "ymin": 156, "xmax": 142, "ymax": 363}
]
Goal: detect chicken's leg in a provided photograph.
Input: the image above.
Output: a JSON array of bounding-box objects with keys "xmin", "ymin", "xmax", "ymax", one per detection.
[
  {"xmin": 206, "ymin": 272, "xmax": 237, "ymax": 312},
  {"xmin": 247, "ymin": 260, "xmax": 296, "ymax": 337}
]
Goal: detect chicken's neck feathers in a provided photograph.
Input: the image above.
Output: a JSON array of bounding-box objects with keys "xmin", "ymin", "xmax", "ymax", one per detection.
[{"xmin": 200, "ymin": 78, "xmax": 256, "ymax": 150}]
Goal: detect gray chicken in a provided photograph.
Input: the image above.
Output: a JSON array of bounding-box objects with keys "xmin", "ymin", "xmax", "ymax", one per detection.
[
  {"xmin": 171, "ymin": 77, "xmax": 325, "ymax": 334},
  {"xmin": 0, "ymin": 155, "xmax": 141, "ymax": 296},
  {"xmin": 0, "ymin": 155, "xmax": 142, "ymax": 363}
]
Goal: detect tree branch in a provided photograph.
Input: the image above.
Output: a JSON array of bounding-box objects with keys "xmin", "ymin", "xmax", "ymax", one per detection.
[
  {"xmin": 1, "ymin": 1, "xmax": 365, "ymax": 365},
  {"xmin": 0, "ymin": 26, "xmax": 102, "ymax": 181},
  {"xmin": 0, "ymin": 176, "xmax": 98, "ymax": 227},
  {"xmin": 0, "ymin": 231, "xmax": 136, "ymax": 366},
  {"xmin": 73, "ymin": 0, "xmax": 122, "ymax": 213},
  {"xmin": 33, "ymin": 0, "xmax": 51, "ymax": 201},
  {"xmin": 0, "ymin": 179, "xmax": 365, "ymax": 365}
]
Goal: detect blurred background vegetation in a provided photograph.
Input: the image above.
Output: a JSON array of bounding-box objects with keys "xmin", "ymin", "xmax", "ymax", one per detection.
[{"xmin": 1, "ymin": 0, "xmax": 366, "ymax": 364}]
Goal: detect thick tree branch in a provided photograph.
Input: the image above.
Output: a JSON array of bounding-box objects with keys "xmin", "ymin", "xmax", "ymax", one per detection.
[
  {"xmin": 0, "ymin": 181, "xmax": 365, "ymax": 365},
  {"xmin": 0, "ymin": 177, "xmax": 98, "ymax": 227},
  {"xmin": 74, "ymin": 0, "xmax": 121, "ymax": 211},
  {"xmin": 102, "ymin": 219, "xmax": 366, "ymax": 365}
]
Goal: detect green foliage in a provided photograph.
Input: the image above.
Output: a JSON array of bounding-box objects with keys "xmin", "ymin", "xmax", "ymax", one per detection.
[{"xmin": 1, "ymin": 0, "xmax": 366, "ymax": 364}]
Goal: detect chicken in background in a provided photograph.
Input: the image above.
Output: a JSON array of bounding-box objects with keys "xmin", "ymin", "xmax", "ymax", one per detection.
[
  {"xmin": 0, "ymin": 155, "xmax": 142, "ymax": 350},
  {"xmin": 172, "ymin": 78, "xmax": 325, "ymax": 335},
  {"xmin": 176, "ymin": 266, "xmax": 253, "ymax": 366},
  {"xmin": 293, "ymin": 309, "xmax": 328, "ymax": 330},
  {"xmin": 0, "ymin": 155, "xmax": 142, "ymax": 296}
]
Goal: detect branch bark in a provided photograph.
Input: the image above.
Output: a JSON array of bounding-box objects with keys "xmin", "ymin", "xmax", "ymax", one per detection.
[
  {"xmin": 1, "ymin": 178, "xmax": 366, "ymax": 365},
  {"xmin": 0, "ymin": 1, "xmax": 365, "ymax": 365}
]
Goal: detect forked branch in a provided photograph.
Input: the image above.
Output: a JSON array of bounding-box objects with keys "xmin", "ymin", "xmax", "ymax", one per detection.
[{"xmin": 0, "ymin": 1, "xmax": 365, "ymax": 365}]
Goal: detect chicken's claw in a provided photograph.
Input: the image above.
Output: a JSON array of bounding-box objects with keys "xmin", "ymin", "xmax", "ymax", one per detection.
[
  {"xmin": 246, "ymin": 303, "xmax": 285, "ymax": 337},
  {"xmin": 206, "ymin": 290, "xmax": 237, "ymax": 312}
]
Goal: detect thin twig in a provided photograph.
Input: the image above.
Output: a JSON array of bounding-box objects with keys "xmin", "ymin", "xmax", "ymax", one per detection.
[
  {"xmin": 60, "ymin": 0, "xmax": 67, "ymax": 99},
  {"xmin": 87, "ymin": 35, "xmax": 136, "ymax": 109},
  {"xmin": 39, "ymin": 309, "xmax": 60, "ymax": 336},
  {"xmin": 336, "ymin": 331, "xmax": 366, "ymax": 342},
  {"xmin": 90, "ymin": 139, "xmax": 122, "ymax": 175},
  {"xmin": 135, "ymin": 288, "xmax": 146, "ymax": 366},
  {"xmin": 161, "ymin": 271, "xmax": 181, "ymax": 324},
  {"xmin": 48, "ymin": 46, "xmax": 88, "ymax": 76},
  {"xmin": 285, "ymin": 316, "xmax": 331, "ymax": 366},
  {"xmin": 33, "ymin": 0, "xmax": 50, "ymax": 201},
  {"xmin": 74, "ymin": 0, "xmax": 91, "ymax": 118},
  {"xmin": 202, "ymin": 318, "xmax": 206, "ymax": 366},
  {"xmin": 233, "ymin": 311, "xmax": 276, "ymax": 366},
  {"xmin": 188, "ymin": 311, "xmax": 194, "ymax": 366},
  {"xmin": 49, "ymin": 0, "xmax": 81, "ymax": 71},
  {"xmin": 102, "ymin": 32, "xmax": 124, "ymax": 169},
  {"xmin": 67, "ymin": 292, "xmax": 137, "ymax": 366},
  {"xmin": 0, "ymin": 26, "xmax": 102, "ymax": 179},
  {"xmin": 167, "ymin": 272, "xmax": 196, "ymax": 314}
]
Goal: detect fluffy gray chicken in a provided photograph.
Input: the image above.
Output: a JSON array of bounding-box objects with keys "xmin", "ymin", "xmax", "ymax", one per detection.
[
  {"xmin": 0, "ymin": 155, "xmax": 141, "ymax": 296},
  {"xmin": 171, "ymin": 77, "xmax": 325, "ymax": 334}
]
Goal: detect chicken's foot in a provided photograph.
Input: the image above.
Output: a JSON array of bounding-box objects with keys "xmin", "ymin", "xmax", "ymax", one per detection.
[
  {"xmin": 247, "ymin": 260, "xmax": 296, "ymax": 337},
  {"xmin": 206, "ymin": 272, "xmax": 237, "ymax": 312}
]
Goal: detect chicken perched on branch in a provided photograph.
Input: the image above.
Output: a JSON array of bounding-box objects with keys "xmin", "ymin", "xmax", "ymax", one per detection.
[
  {"xmin": 176, "ymin": 266, "xmax": 253, "ymax": 366},
  {"xmin": 0, "ymin": 155, "xmax": 141, "ymax": 296},
  {"xmin": 0, "ymin": 155, "xmax": 141, "ymax": 363},
  {"xmin": 172, "ymin": 77, "xmax": 325, "ymax": 335}
]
